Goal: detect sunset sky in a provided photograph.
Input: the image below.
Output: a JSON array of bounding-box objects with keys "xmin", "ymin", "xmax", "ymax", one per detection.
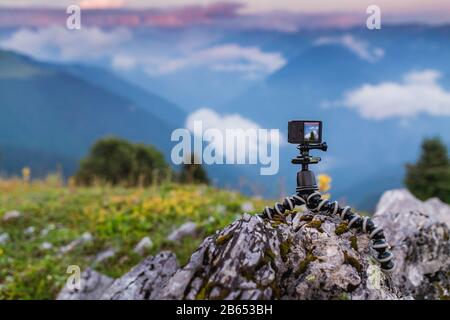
[{"xmin": 0, "ymin": 0, "xmax": 449, "ymax": 15}]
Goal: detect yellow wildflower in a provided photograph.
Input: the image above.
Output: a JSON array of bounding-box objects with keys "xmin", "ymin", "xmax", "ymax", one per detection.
[
  {"xmin": 318, "ymin": 174, "xmax": 332, "ymax": 199},
  {"xmin": 22, "ymin": 167, "xmax": 31, "ymax": 183}
]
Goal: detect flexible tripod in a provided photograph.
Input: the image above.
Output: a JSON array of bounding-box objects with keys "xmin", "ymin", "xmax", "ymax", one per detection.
[{"xmin": 260, "ymin": 141, "xmax": 395, "ymax": 273}]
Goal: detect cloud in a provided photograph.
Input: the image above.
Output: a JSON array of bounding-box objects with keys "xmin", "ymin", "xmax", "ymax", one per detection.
[
  {"xmin": 185, "ymin": 108, "xmax": 283, "ymax": 162},
  {"xmin": 112, "ymin": 54, "xmax": 136, "ymax": 71},
  {"xmin": 0, "ymin": 26, "xmax": 131, "ymax": 62},
  {"xmin": 80, "ymin": 0, "xmax": 126, "ymax": 9},
  {"xmin": 314, "ymin": 35, "xmax": 384, "ymax": 62},
  {"xmin": 339, "ymin": 70, "xmax": 450, "ymax": 120},
  {"xmin": 0, "ymin": 25, "xmax": 284, "ymax": 78},
  {"xmin": 144, "ymin": 43, "xmax": 286, "ymax": 77}
]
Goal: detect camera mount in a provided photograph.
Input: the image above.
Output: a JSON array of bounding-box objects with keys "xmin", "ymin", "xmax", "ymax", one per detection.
[
  {"xmin": 259, "ymin": 122, "xmax": 395, "ymax": 273},
  {"xmin": 291, "ymin": 142, "xmax": 328, "ymax": 194}
]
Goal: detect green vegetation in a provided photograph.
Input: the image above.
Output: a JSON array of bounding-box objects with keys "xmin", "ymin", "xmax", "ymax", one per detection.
[
  {"xmin": 334, "ymin": 222, "xmax": 349, "ymax": 236},
  {"xmin": 343, "ymin": 251, "xmax": 362, "ymax": 273},
  {"xmin": 405, "ymin": 137, "xmax": 450, "ymax": 203},
  {"xmin": 75, "ymin": 137, "xmax": 171, "ymax": 186},
  {"xmin": 295, "ymin": 251, "xmax": 317, "ymax": 277},
  {"xmin": 0, "ymin": 178, "xmax": 269, "ymax": 300},
  {"xmin": 179, "ymin": 153, "xmax": 210, "ymax": 185}
]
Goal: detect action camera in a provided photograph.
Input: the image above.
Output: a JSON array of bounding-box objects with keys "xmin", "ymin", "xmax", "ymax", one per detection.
[{"xmin": 288, "ymin": 120, "xmax": 322, "ymax": 144}]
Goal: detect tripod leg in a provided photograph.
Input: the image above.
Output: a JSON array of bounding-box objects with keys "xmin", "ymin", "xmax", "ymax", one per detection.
[{"xmin": 260, "ymin": 192, "xmax": 395, "ymax": 273}]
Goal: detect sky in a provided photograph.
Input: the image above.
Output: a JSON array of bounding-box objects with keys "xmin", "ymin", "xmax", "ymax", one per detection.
[{"xmin": 0, "ymin": 0, "xmax": 449, "ymax": 16}]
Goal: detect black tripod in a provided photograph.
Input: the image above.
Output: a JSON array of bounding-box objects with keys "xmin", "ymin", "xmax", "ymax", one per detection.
[{"xmin": 260, "ymin": 141, "xmax": 395, "ymax": 273}]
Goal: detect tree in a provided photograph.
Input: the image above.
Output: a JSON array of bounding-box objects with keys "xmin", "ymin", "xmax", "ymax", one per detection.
[
  {"xmin": 75, "ymin": 137, "xmax": 170, "ymax": 186},
  {"xmin": 179, "ymin": 153, "xmax": 210, "ymax": 185},
  {"xmin": 405, "ymin": 137, "xmax": 450, "ymax": 203},
  {"xmin": 133, "ymin": 143, "xmax": 169, "ymax": 185}
]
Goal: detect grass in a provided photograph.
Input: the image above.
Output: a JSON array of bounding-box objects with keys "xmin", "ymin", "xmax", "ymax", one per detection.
[{"xmin": 0, "ymin": 177, "xmax": 270, "ymax": 300}]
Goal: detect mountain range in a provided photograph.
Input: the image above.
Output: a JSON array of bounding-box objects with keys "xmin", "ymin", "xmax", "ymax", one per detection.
[
  {"xmin": 0, "ymin": 49, "xmax": 185, "ymax": 176},
  {"xmin": 1, "ymin": 24, "xmax": 449, "ymax": 210}
]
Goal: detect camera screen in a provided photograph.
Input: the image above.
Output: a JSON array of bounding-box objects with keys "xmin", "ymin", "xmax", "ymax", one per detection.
[
  {"xmin": 288, "ymin": 120, "xmax": 322, "ymax": 144},
  {"xmin": 304, "ymin": 122, "xmax": 320, "ymax": 142}
]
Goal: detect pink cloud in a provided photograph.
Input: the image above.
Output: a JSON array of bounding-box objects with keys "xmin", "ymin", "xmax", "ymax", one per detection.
[
  {"xmin": 80, "ymin": 0, "xmax": 126, "ymax": 9},
  {"xmin": 0, "ymin": 2, "xmax": 243, "ymax": 28}
]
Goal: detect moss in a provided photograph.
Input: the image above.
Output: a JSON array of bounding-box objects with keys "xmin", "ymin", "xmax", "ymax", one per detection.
[
  {"xmin": 305, "ymin": 274, "xmax": 316, "ymax": 282},
  {"xmin": 271, "ymin": 221, "xmax": 282, "ymax": 228},
  {"xmin": 344, "ymin": 251, "xmax": 362, "ymax": 273},
  {"xmin": 300, "ymin": 215, "xmax": 313, "ymax": 222},
  {"xmin": 196, "ymin": 282, "xmax": 230, "ymax": 300},
  {"xmin": 434, "ymin": 283, "xmax": 450, "ymax": 300},
  {"xmin": 264, "ymin": 248, "xmax": 276, "ymax": 263},
  {"xmin": 241, "ymin": 267, "xmax": 257, "ymax": 282},
  {"xmin": 443, "ymin": 229, "xmax": 449, "ymax": 241},
  {"xmin": 350, "ymin": 235, "xmax": 358, "ymax": 251},
  {"xmin": 306, "ymin": 219, "xmax": 322, "ymax": 229},
  {"xmin": 196, "ymin": 281, "xmax": 214, "ymax": 300},
  {"xmin": 279, "ymin": 239, "xmax": 292, "ymax": 262},
  {"xmin": 269, "ymin": 280, "xmax": 281, "ymax": 299},
  {"xmin": 215, "ymin": 232, "xmax": 233, "ymax": 245},
  {"xmin": 335, "ymin": 222, "xmax": 349, "ymax": 236},
  {"xmin": 338, "ymin": 293, "xmax": 350, "ymax": 300},
  {"xmin": 295, "ymin": 251, "xmax": 317, "ymax": 277},
  {"xmin": 305, "ymin": 219, "xmax": 324, "ymax": 233}
]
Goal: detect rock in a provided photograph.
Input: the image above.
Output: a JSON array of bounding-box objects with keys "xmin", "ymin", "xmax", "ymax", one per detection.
[
  {"xmin": 62, "ymin": 189, "xmax": 450, "ymax": 300},
  {"xmin": 0, "ymin": 233, "xmax": 9, "ymax": 244},
  {"xmin": 2, "ymin": 210, "xmax": 21, "ymax": 222},
  {"xmin": 375, "ymin": 189, "xmax": 450, "ymax": 228},
  {"xmin": 241, "ymin": 202, "xmax": 254, "ymax": 212},
  {"xmin": 40, "ymin": 242, "xmax": 53, "ymax": 250},
  {"xmin": 57, "ymin": 269, "xmax": 114, "ymax": 300},
  {"xmin": 101, "ymin": 251, "xmax": 178, "ymax": 300},
  {"xmin": 159, "ymin": 213, "xmax": 398, "ymax": 300},
  {"xmin": 40, "ymin": 224, "xmax": 56, "ymax": 237},
  {"xmin": 23, "ymin": 226, "xmax": 35, "ymax": 235},
  {"xmin": 60, "ymin": 232, "xmax": 93, "ymax": 254},
  {"xmin": 374, "ymin": 189, "xmax": 450, "ymax": 299},
  {"xmin": 133, "ymin": 237, "xmax": 153, "ymax": 256},
  {"xmin": 94, "ymin": 248, "xmax": 116, "ymax": 264},
  {"xmin": 167, "ymin": 222, "xmax": 197, "ymax": 242}
]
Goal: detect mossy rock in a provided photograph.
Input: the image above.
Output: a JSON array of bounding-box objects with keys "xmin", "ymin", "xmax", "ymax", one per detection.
[
  {"xmin": 335, "ymin": 222, "xmax": 349, "ymax": 236},
  {"xmin": 215, "ymin": 232, "xmax": 233, "ymax": 245},
  {"xmin": 343, "ymin": 251, "xmax": 362, "ymax": 273},
  {"xmin": 279, "ymin": 238, "xmax": 292, "ymax": 262},
  {"xmin": 350, "ymin": 235, "xmax": 358, "ymax": 251},
  {"xmin": 295, "ymin": 251, "xmax": 317, "ymax": 277}
]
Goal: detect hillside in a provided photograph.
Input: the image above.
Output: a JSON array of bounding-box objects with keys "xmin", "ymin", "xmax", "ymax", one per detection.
[
  {"xmin": 0, "ymin": 50, "xmax": 181, "ymax": 176},
  {"xmin": 60, "ymin": 64, "xmax": 186, "ymax": 128}
]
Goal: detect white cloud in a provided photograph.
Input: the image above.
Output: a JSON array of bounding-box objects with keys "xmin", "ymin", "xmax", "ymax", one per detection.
[
  {"xmin": 185, "ymin": 108, "xmax": 283, "ymax": 162},
  {"xmin": 186, "ymin": 108, "xmax": 265, "ymax": 133},
  {"xmin": 0, "ymin": 26, "xmax": 131, "ymax": 62},
  {"xmin": 145, "ymin": 44, "xmax": 286, "ymax": 77},
  {"xmin": 0, "ymin": 27, "xmax": 284, "ymax": 78},
  {"xmin": 112, "ymin": 54, "xmax": 136, "ymax": 71},
  {"xmin": 340, "ymin": 70, "xmax": 450, "ymax": 120},
  {"xmin": 314, "ymin": 34, "xmax": 384, "ymax": 62}
]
